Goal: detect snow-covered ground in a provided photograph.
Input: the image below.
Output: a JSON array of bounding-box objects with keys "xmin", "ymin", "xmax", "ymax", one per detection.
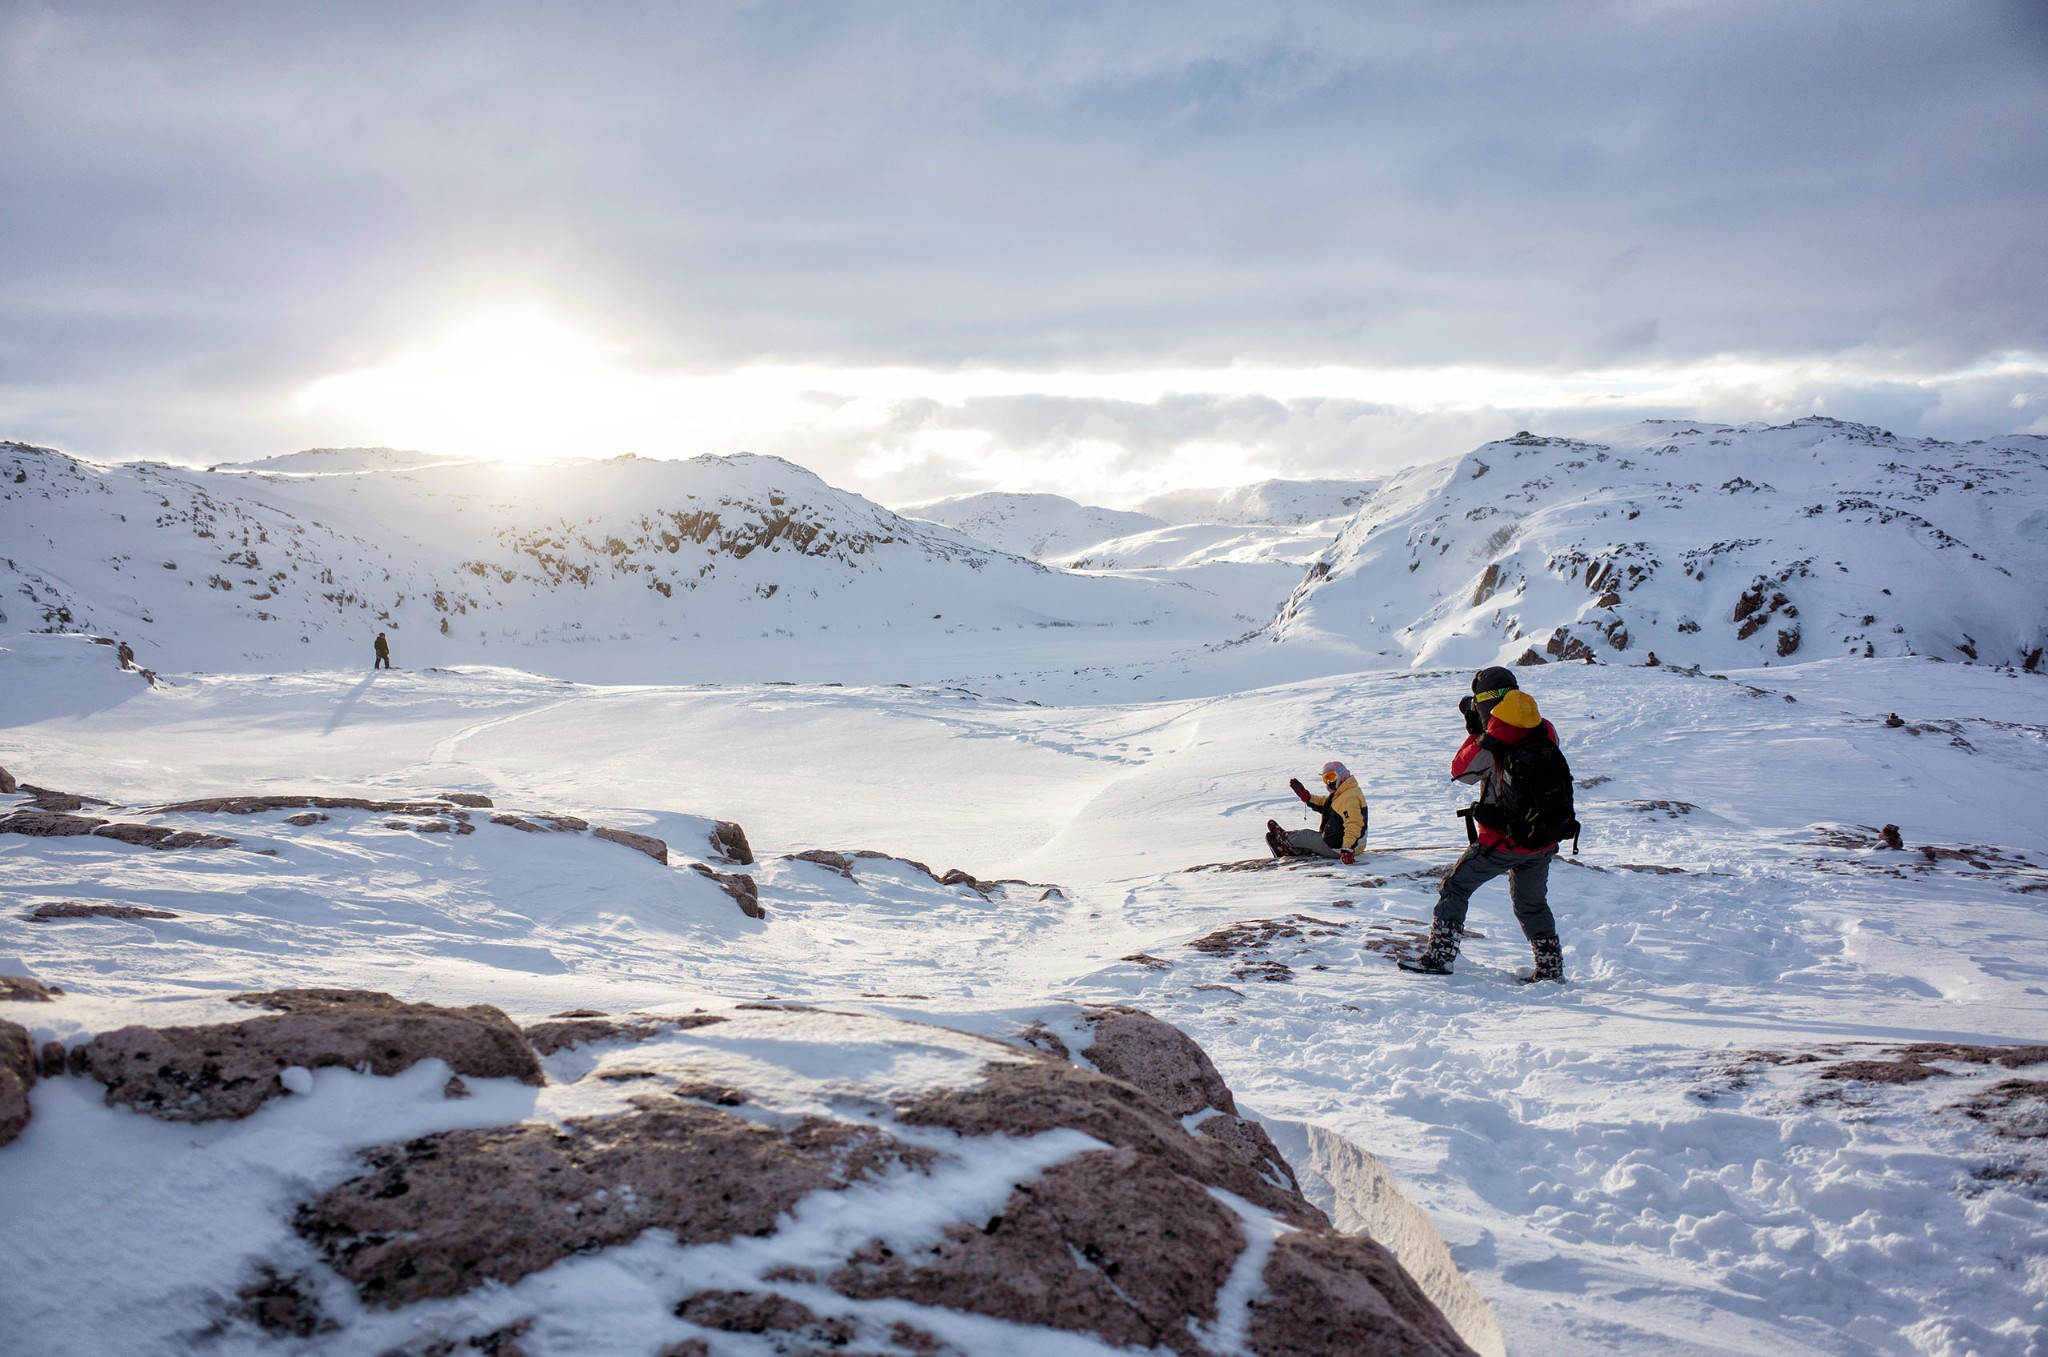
[{"xmin": 4, "ymin": 628, "xmax": 2046, "ymax": 1355}]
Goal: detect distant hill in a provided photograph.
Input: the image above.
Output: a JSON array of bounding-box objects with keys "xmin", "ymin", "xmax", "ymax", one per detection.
[
  {"xmin": 902, "ymin": 491, "xmax": 1165, "ymax": 561},
  {"xmin": 0, "ymin": 444, "xmax": 1231, "ymax": 681},
  {"xmin": 1136, "ymin": 479, "xmax": 1377, "ymax": 528},
  {"xmin": 207, "ymin": 446, "xmax": 468, "ymax": 474},
  {"xmin": 1265, "ymin": 418, "xmax": 2048, "ymax": 670}
]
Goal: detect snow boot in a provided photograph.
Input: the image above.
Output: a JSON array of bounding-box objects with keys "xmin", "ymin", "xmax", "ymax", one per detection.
[
  {"xmin": 1265, "ymin": 820, "xmax": 1288, "ymax": 858},
  {"xmin": 1397, "ymin": 921, "xmax": 1459, "ymax": 975},
  {"xmin": 1521, "ymin": 936, "xmax": 1565, "ymax": 984}
]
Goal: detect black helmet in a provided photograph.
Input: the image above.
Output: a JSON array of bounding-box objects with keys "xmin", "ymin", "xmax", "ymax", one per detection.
[{"xmin": 1471, "ymin": 665, "xmax": 1519, "ymax": 695}]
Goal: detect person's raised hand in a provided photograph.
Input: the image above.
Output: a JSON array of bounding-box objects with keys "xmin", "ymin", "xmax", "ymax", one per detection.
[{"xmin": 1289, "ymin": 777, "xmax": 1310, "ymax": 802}]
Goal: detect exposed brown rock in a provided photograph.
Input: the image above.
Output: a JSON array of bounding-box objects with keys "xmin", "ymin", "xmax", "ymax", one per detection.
[
  {"xmin": 0, "ymin": 809, "xmax": 107, "ymax": 837},
  {"xmin": 0, "ymin": 765, "xmax": 15, "ymax": 794},
  {"xmin": 385, "ymin": 1318, "xmax": 535, "ymax": 1356},
  {"xmin": 1818, "ymin": 1042, "xmax": 2048, "ymax": 1085},
  {"xmin": 38, "ymin": 1040, "xmax": 66, "ymax": 1077},
  {"xmin": 897, "ymin": 1060, "xmax": 1323, "ymax": 1231},
  {"xmin": 0, "ymin": 974, "xmax": 63, "ymax": 1001},
  {"xmin": 1248, "ymin": 1231, "xmax": 1479, "ymax": 1356},
  {"xmin": 284, "ymin": 811, "xmax": 328, "ymax": 826},
  {"xmin": 232, "ymin": 1267, "xmax": 335, "ymax": 1338},
  {"xmin": 0, "ymin": 1019, "xmax": 36, "ymax": 1146},
  {"xmin": 26, "ymin": 901, "xmax": 179, "ymax": 921},
  {"xmin": 21, "ymin": 784, "xmax": 97, "ymax": 811},
  {"xmin": 521, "ymin": 1011, "xmax": 727, "ymax": 1057},
  {"xmin": 1879, "ymin": 824, "xmax": 1904, "ymax": 850},
  {"xmin": 691, "ymin": 863, "xmax": 764, "ymax": 919},
  {"xmin": 709, "ymin": 820, "xmax": 754, "ymax": 865},
  {"xmin": 938, "ymin": 868, "xmax": 994, "ymax": 896},
  {"xmin": 82, "ymin": 988, "xmax": 541, "ymax": 1122},
  {"xmin": 670, "ymin": 1080, "xmax": 750, "ymax": 1106},
  {"xmin": 440, "ymin": 792, "xmax": 494, "ymax": 808},
  {"xmin": 157, "ymin": 795, "xmax": 453, "ymax": 815},
  {"xmin": 1544, "ymin": 628, "xmax": 1597, "ymax": 663},
  {"xmin": 594, "ymin": 825, "xmax": 669, "ymax": 864},
  {"xmin": 674, "ymin": 1289, "xmax": 854, "ymax": 1345},
  {"xmin": 656, "ymin": 1343, "xmax": 710, "ymax": 1357},
  {"xmin": 829, "ymin": 1149, "xmax": 1243, "ymax": 1355},
  {"xmin": 1081, "ymin": 1005, "xmax": 1239, "ymax": 1118},
  {"xmin": 91, "ymin": 822, "xmax": 238, "ymax": 850},
  {"xmin": 787, "ymin": 848, "xmax": 855, "ymax": 877},
  {"xmin": 1961, "ymin": 1079, "xmax": 2048, "ymax": 1140},
  {"xmin": 1015, "ymin": 1020, "xmax": 1072, "ymax": 1062},
  {"xmin": 1513, "ymin": 648, "xmax": 1549, "ymax": 666},
  {"xmin": 296, "ymin": 1103, "xmax": 926, "ymax": 1307}
]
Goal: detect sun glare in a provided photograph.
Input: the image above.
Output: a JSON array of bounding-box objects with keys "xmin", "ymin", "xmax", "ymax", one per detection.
[{"xmin": 294, "ymin": 308, "xmax": 664, "ymax": 463}]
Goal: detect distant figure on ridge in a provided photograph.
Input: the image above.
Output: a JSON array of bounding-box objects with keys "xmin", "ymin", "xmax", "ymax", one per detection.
[
  {"xmin": 1267, "ymin": 760, "xmax": 1368, "ymax": 864},
  {"xmin": 1400, "ymin": 667, "xmax": 1577, "ymax": 982},
  {"xmin": 373, "ymin": 631, "xmax": 392, "ymax": 670}
]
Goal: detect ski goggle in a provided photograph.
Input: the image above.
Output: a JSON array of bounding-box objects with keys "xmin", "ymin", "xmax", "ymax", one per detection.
[
  {"xmin": 1472, "ymin": 687, "xmax": 1510, "ymax": 705},
  {"xmin": 1321, "ymin": 770, "xmax": 1341, "ymax": 784}
]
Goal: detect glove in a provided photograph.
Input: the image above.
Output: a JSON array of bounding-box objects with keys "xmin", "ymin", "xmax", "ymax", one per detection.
[
  {"xmin": 1460, "ymin": 695, "xmax": 1484, "ymax": 736},
  {"xmin": 1289, "ymin": 777, "xmax": 1310, "ymax": 803},
  {"xmin": 1339, "ymin": 849, "xmax": 1355, "ymax": 865}
]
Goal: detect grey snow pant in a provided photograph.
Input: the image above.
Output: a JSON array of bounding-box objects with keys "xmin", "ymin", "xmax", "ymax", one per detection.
[
  {"xmin": 1434, "ymin": 843, "xmax": 1559, "ymax": 942},
  {"xmin": 1279, "ymin": 829, "xmax": 1340, "ymax": 859}
]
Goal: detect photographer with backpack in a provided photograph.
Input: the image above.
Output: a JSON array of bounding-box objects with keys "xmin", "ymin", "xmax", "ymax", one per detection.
[{"xmin": 1401, "ymin": 666, "xmax": 1576, "ymax": 982}]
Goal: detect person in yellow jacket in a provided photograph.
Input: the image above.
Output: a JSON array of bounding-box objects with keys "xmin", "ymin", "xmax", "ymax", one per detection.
[{"xmin": 1266, "ymin": 760, "xmax": 1369, "ymax": 863}]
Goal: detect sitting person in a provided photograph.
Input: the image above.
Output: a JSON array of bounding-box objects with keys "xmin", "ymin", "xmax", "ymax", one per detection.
[{"xmin": 1266, "ymin": 761, "xmax": 1368, "ymax": 864}]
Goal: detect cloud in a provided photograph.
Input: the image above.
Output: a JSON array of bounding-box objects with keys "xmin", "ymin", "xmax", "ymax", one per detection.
[{"xmin": 1, "ymin": 2, "xmax": 2043, "ymax": 486}]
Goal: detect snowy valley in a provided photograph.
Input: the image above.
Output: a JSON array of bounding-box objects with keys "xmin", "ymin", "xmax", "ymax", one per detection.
[{"xmin": 3, "ymin": 419, "xmax": 2047, "ymax": 1356}]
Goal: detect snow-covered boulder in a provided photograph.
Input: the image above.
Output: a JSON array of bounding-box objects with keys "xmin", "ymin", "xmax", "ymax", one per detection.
[
  {"xmin": 81, "ymin": 988, "xmax": 543, "ymax": 1122},
  {"xmin": 7, "ymin": 993, "xmax": 1480, "ymax": 1354}
]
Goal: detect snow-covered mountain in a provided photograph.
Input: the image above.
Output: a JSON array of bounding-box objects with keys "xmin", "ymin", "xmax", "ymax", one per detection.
[
  {"xmin": 206, "ymin": 446, "xmax": 470, "ymax": 475},
  {"xmin": 0, "ymin": 443, "xmax": 1231, "ymax": 682},
  {"xmin": 901, "ymin": 491, "xmax": 1166, "ymax": 561},
  {"xmin": 1135, "ymin": 478, "xmax": 1377, "ymax": 528},
  {"xmin": 1267, "ymin": 419, "xmax": 2048, "ymax": 671},
  {"xmin": 900, "ymin": 480, "xmax": 1380, "ymax": 638}
]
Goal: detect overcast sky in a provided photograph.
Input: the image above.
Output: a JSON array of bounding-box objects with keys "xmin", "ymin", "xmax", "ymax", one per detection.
[{"xmin": 3, "ymin": 1, "xmax": 2045, "ymax": 505}]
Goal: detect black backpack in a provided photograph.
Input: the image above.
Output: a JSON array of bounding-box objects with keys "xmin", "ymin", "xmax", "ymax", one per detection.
[{"xmin": 1482, "ymin": 728, "xmax": 1581, "ymax": 852}]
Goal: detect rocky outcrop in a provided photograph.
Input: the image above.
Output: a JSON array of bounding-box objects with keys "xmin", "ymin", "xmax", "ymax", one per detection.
[
  {"xmin": 158, "ymin": 794, "xmax": 457, "ymax": 815},
  {"xmin": 593, "ymin": 824, "xmax": 668, "ymax": 864},
  {"xmin": 898, "ymin": 1058, "xmax": 1325, "ymax": 1232},
  {"xmin": 1249, "ymin": 1231, "xmax": 1475, "ymax": 1356},
  {"xmin": 90, "ymin": 822, "xmax": 238, "ymax": 849},
  {"xmin": 295, "ymin": 1102, "xmax": 928, "ymax": 1308},
  {"xmin": 709, "ymin": 820, "xmax": 754, "ymax": 865},
  {"xmin": 786, "ymin": 848, "xmax": 855, "ymax": 877},
  {"xmin": 26, "ymin": 902, "xmax": 179, "ymax": 921},
  {"xmin": 0, "ymin": 809, "xmax": 105, "ymax": 837},
  {"xmin": 521, "ymin": 1011, "xmax": 727, "ymax": 1057},
  {"xmin": 81, "ymin": 989, "xmax": 542, "ymax": 1122},
  {"xmin": 37, "ymin": 998, "xmax": 1474, "ymax": 1354},
  {"xmin": 1080, "ymin": 1004, "xmax": 1242, "ymax": 1118},
  {"xmin": 826, "ymin": 1146, "xmax": 1248, "ymax": 1354},
  {"xmin": 0, "ymin": 975, "xmax": 63, "ymax": 1002},
  {"xmin": 690, "ymin": 863, "xmax": 763, "ymax": 919},
  {"xmin": 0, "ymin": 1019, "xmax": 35, "ymax": 1146},
  {"xmin": 0, "ymin": 765, "xmax": 16, "ymax": 794}
]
